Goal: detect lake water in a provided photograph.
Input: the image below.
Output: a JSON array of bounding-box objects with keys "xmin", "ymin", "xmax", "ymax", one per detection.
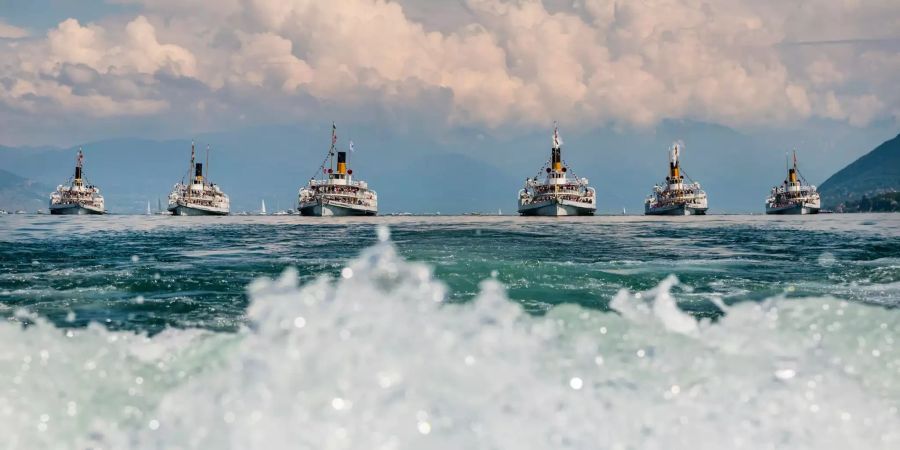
[{"xmin": 0, "ymin": 214, "xmax": 898, "ymax": 448}]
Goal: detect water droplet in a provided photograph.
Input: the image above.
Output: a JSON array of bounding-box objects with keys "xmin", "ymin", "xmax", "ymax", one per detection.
[
  {"xmin": 774, "ymin": 368, "xmax": 796, "ymax": 380},
  {"xmin": 332, "ymin": 398, "xmax": 345, "ymax": 410},
  {"xmin": 148, "ymin": 419, "xmax": 160, "ymax": 430},
  {"xmin": 569, "ymin": 377, "xmax": 583, "ymax": 390},
  {"xmin": 341, "ymin": 267, "xmax": 353, "ymax": 279},
  {"xmin": 131, "ymin": 255, "xmax": 140, "ymax": 263},
  {"xmin": 293, "ymin": 316, "xmax": 306, "ymax": 328}
]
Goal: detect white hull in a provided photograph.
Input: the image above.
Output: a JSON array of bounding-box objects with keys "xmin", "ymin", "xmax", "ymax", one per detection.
[
  {"xmin": 518, "ymin": 199, "xmax": 595, "ymax": 216},
  {"xmin": 299, "ymin": 200, "xmax": 377, "ymax": 216},
  {"xmin": 645, "ymin": 203, "xmax": 707, "ymax": 216},
  {"xmin": 168, "ymin": 204, "xmax": 229, "ymax": 216},
  {"xmin": 49, "ymin": 204, "xmax": 105, "ymax": 215},
  {"xmin": 766, "ymin": 203, "xmax": 820, "ymax": 215}
]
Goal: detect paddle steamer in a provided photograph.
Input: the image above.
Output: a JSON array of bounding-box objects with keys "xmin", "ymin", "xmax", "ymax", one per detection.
[
  {"xmin": 517, "ymin": 124, "xmax": 596, "ymax": 216},
  {"xmin": 49, "ymin": 149, "xmax": 106, "ymax": 215},
  {"xmin": 298, "ymin": 123, "xmax": 377, "ymax": 216},
  {"xmin": 645, "ymin": 143, "xmax": 708, "ymax": 215},
  {"xmin": 167, "ymin": 143, "xmax": 230, "ymax": 216},
  {"xmin": 765, "ymin": 151, "xmax": 820, "ymax": 215}
]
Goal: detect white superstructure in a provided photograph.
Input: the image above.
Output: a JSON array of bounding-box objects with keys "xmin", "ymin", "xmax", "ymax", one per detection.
[
  {"xmin": 167, "ymin": 143, "xmax": 230, "ymax": 216},
  {"xmin": 298, "ymin": 123, "xmax": 377, "ymax": 216},
  {"xmin": 765, "ymin": 151, "xmax": 820, "ymax": 215},
  {"xmin": 517, "ymin": 124, "xmax": 596, "ymax": 216},
  {"xmin": 49, "ymin": 149, "xmax": 106, "ymax": 215},
  {"xmin": 645, "ymin": 143, "xmax": 708, "ymax": 215}
]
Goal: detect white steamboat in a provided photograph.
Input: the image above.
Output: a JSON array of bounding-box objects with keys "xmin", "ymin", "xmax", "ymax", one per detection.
[
  {"xmin": 518, "ymin": 124, "xmax": 596, "ymax": 216},
  {"xmin": 645, "ymin": 143, "xmax": 708, "ymax": 215},
  {"xmin": 765, "ymin": 151, "xmax": 820, "ymax": 215},
  {"xmin": 49, "ymin": 149, "xmax": 106, "ymax": 215},
  {"xmin": 298, "ymin": 124, "xmax": 377, "ymax": 216},
  {"xmin": 167, "ymin": 143, "xmax": 230, "ymax": 216}
]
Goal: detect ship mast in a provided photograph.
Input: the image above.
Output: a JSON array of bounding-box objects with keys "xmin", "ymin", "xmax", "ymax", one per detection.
[
  {"xmin": 788, "ymin": 150, "xmax": 800, "ymax": 185},
  {"xmin": 330, "ymin": 122, "xmax": 337, "ymax": 174},
  {"xmin": 551, "ymin": 122, "xmax": 562, "ymax": 173},
  {"xmin": 187, "ymin": 141, "xmax": 194, "ymax": 183},
  {"xmin": 187, "ymin": 141, "xmax": 195, "ymax": 199},
  {"xmin": 206, "ymin": 145, "xmax": 210, "ymax": 187}
]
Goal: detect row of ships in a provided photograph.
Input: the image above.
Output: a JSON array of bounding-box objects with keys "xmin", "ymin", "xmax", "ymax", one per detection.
[{"xmin": 49, "ymin": 123, "xmax": 821, "ymax": 216}]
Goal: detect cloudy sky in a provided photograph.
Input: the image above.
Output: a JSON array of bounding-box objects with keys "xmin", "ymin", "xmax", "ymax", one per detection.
[{"xmin": 0, "ymin": 0, "xmax": 898, "ymax": 147}]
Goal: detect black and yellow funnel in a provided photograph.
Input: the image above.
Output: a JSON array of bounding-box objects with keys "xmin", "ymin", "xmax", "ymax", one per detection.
[
  {"xmin": 337, "ymin": 151, "xmax": 347, "ymax": 175},
  {"xmin": 551, "ymin": 147, "xmax": 562, "ymax": 172}
]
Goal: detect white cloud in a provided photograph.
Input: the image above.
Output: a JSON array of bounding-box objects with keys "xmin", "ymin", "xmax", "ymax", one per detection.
[
  {"xmin": 0, "ymin": 20, "xmax": 29, "ymax": 39},
  {"xmin": 0, "ymin": 0, "xmax": 898, "ymax": 144}
]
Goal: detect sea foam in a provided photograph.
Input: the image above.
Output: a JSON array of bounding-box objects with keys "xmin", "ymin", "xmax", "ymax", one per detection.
[{"xmin": 1, "ymin": 229, "xmax": 898, "ymax": 449}]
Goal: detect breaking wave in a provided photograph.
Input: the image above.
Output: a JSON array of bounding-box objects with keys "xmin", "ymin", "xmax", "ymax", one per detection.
[{"xmin": 2, "ymin": 228, "xmax": 898, "ymax": 449}]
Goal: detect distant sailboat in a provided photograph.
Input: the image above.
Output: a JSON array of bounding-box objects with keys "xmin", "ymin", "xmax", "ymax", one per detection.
[
  {"xmin": 146, "ymin": 201, "xmax": 152, "ymax": 215},
  {"xmin": 260, "ymin": 199, "xmax": 267, "ymax": 215}
]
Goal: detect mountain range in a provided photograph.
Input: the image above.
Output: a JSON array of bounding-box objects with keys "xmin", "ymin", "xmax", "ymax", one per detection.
[
  {"xmin": 0, "ymin": 122, "xmax": 895, "ymax": 214},
  {"xmin": 819, "ymin": 133, "xmax": 900, "ymax": 210}
]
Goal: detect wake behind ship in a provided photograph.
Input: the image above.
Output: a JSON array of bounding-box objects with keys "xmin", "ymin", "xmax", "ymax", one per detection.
[
  {"xmin": 645, "ymin": 143, "xmax": 708, "ymax": 215},
  {"xmin": 298, "ymin": 123, "xmax": 377, "ymax": 216},
  {"xmin": 49, "ymin": 149, "xmax": 106, "ymax": 215},
  {"xmin": 765, "ymin": 151, "xmax": 820, "ymax": 215},
  {"xmin": 167, "ymin": 143, "xmax": 230, "ymax": 216},
  {"xmin": 518, "ymin": 124, "xmax": 596, "ymax": 216}
]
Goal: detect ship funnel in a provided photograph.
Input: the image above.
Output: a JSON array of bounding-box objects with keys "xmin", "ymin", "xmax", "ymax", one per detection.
[
  {"xmin": 337, "ymin": 151, "xmax": 347, "ymax": 175},
  {"xmin": 669, "ymin": 144, "xmax": 681, "ymax": 181},
  {"xmin": 551, "ymin": 123, "xmax": 563, "ymax": 171},
  {"xmin": 195, "ymin": 162, "xmax": 203, "ymax": 181},
  {"xmin": 74, "ymin": 149, "xmax": 84, "ymax": 183},
  {"xmin": 788, "ymin": 151, "xmax": 798, "ymax": 183}
]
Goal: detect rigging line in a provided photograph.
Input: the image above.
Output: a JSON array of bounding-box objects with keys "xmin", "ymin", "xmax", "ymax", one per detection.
[
  {"xmin": 308, "ymin": 147, "xmax": 333, "ymax": 182},
  {"xmin": 532, "ymin": 159, "xmax": 552, "ymax": 180},
  {"xmin": 308, "ymin": 126, "xmax": 338, "ymax": 182},
  {"xmin": 560, "ymin": 159, "xmax": 588, "ymax": 188}
]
